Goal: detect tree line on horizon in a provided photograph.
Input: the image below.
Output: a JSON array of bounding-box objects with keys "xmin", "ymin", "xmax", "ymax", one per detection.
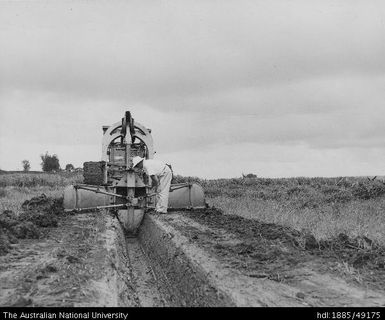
[{"xmin": 19, "ymin": 152, "xmax": 76, "ymax": 173}]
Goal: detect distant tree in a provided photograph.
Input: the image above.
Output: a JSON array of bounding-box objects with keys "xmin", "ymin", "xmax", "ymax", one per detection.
[
  {"xmin": 40, "ymin": 152, "xmax": 60, "ymax": 172},
  {"xmin": 242, "ymin": 173, "xmax": 257, "ymax": 179},
  {"xmin": 22, "ymin": 160, "xmax": 31, "ymax": 172},
  {"xmin": 65, "ymin": 163, "xmax": 75, "ymax": 172}
]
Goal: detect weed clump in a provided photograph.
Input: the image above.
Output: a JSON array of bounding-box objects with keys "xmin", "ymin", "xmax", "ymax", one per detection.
[{"xmin": 352, "ymin": 182, "xmax": 385, "ymax": 200}]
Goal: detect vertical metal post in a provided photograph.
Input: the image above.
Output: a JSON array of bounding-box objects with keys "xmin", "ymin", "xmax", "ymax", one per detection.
[
  {"xmin": 102, "ymin": 161, "xmax": 108, "ymax": 185},
  {"xmin": 75, "ymin": 187, "xmax": 79, "ymax": 210},
  {"xmin": 188, "ymin": 183, "xmax": 192, "ymax": 208},
  {"xmin": 126, "ymin": 143, "xmax": 136, "ymax": 231}
]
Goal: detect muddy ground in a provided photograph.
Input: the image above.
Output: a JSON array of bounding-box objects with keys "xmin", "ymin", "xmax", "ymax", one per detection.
[{"xmin": 168, "ymin": 209, "xmax": 385, "ymax": 295}]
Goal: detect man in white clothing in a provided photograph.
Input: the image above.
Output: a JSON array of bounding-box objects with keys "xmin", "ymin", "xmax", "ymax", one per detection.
[{"xmin": 132, "ymin": 156, "xmax": 172, "ymax": 213}]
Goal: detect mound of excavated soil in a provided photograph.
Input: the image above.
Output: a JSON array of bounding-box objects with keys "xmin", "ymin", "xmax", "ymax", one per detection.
[
  {"xmin": 20, "ymin": 194, "xmax": 62, "ymax": 228},
  {"xmin": 177, "ymin": 208, "xmax": 385, "ymax": 291},
  {"xmin": 21, "ymin": 194, "xmax": 63, "ymax": 215},
  {"xmin": 0, "ymin": 194, "xmax": 63, "ymax": 255}
]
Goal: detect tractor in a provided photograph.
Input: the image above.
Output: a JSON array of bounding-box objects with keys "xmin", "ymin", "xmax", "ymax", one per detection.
[{"xmin": 63, "ymin": 111, "xmax": 206, "ymax": 235}]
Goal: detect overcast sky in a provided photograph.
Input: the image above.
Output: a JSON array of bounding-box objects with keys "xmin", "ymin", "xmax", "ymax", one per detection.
[{"xmin": 1, "ymin": 0, "xmax": 384, "ymax": 178}]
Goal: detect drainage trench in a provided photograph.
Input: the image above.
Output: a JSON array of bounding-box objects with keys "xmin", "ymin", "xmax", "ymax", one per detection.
[
  {"xmin": 118, "ymin": 213, "xmax": 235, "ymax": 307},
  {"xmin": 124, "ymin": 237, "xmax": 170, "ymax": 307},
  {"xmin": 118, "ymin": 212, "xmax": 303, "ymax": 307},
  {"xmin": 121, "ymin": 212, "xmax": 276, "ymax": 307},
  {"xmin": 121, "ymin": 212, "xmax": 324, "ymax": 307},
  {"xmin": 110, "ymin": 212, "xmax": 174, "ymax": 307},
  {"xmin": 119, "ymin": 213, "xmax": 242, "ymax": 307}
]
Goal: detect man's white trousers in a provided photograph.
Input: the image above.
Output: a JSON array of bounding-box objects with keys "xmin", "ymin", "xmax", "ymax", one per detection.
[{"xmin": 155, "ymin": 166, "xmax": 172, "ymax": 213}]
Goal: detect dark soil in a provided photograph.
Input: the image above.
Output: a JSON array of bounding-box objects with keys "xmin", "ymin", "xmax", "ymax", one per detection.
[
  {"xmin": 177, "ymin": 208, "xmax": 385, "ymax": 291},
  {"xmin": 0, "ymin": 194, "xmax": 63, "ymax": 255}
]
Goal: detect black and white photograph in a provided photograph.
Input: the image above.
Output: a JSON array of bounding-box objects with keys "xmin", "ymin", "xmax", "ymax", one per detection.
[{"xmin": 1, "ymin": 0, "xmax": 385, "ymax": 312}]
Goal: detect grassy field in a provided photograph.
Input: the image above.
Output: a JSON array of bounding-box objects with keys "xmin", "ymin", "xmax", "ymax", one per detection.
[
  {"xmin": 1, "ymin": 172, "xmax": 385, "ymax": 245},
  {"xmin": 174, "ymin": 175, "xmax": 385, "ymax": 245}
]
